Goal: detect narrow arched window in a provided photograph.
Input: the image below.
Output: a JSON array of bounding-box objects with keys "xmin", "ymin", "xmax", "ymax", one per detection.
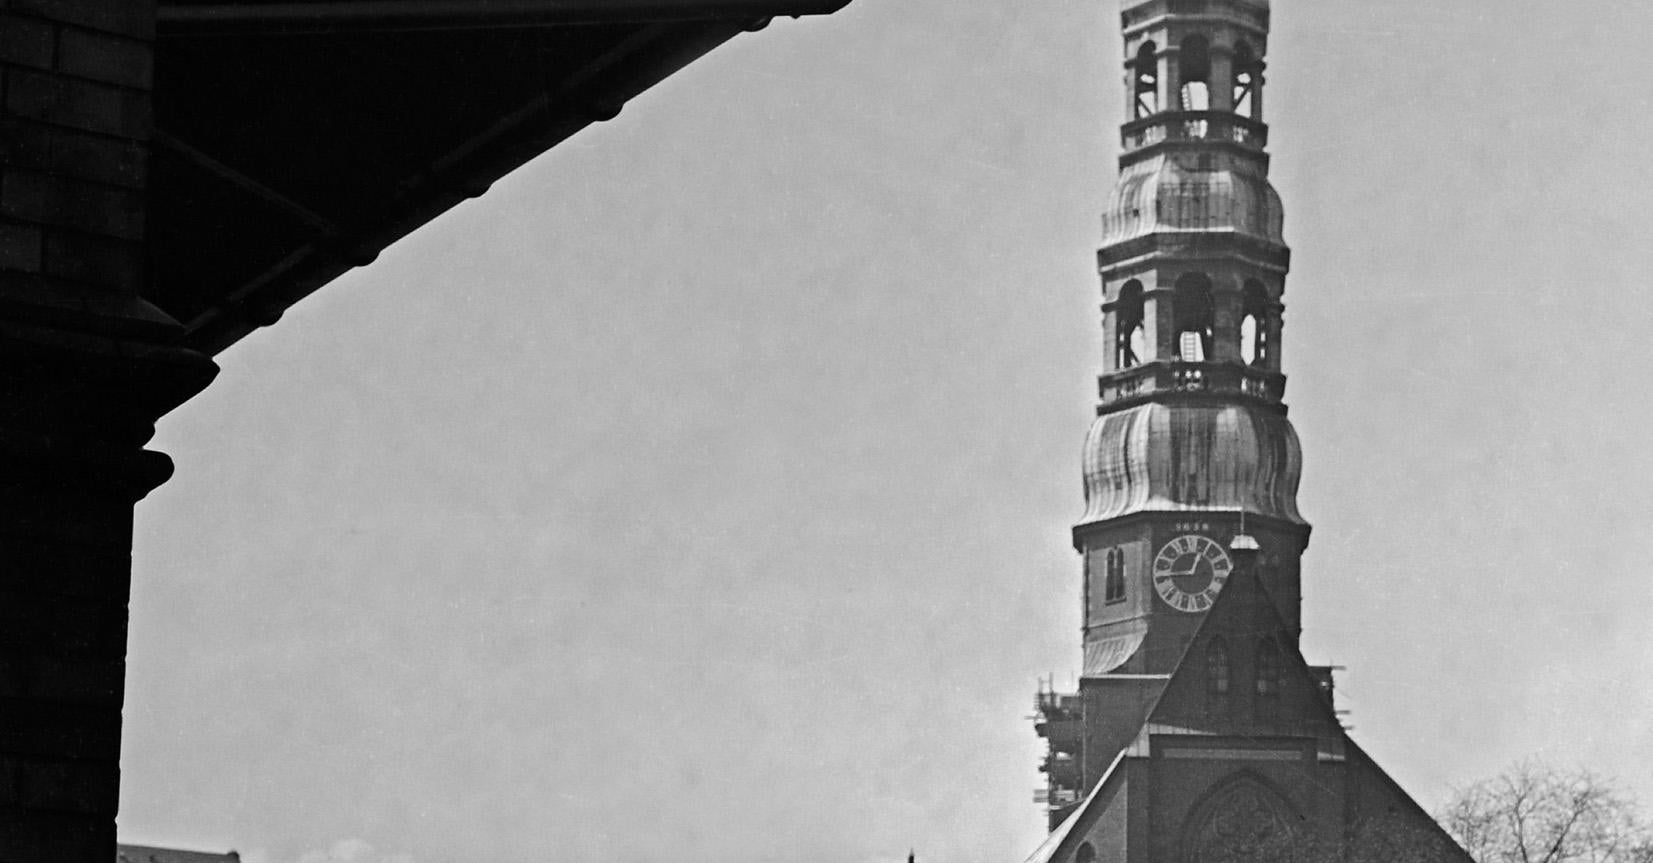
[
  {"xmin": 1255, "ymin": 639, "xmax": 1283, "ymax": 697},
  {"xmin": 1115, "ymin": 280, "xmax": 1146, "ymax": 368},
  {"xmin": 1206, "ymin": 638, "xmax": 1230, "ymax": 696},
  {"xmin": 1104, "ymin": 548, "xmax": 1126, "ymax": 604},
  {"xmin": 1179, "ymin": 34, "xmax": 1211, "ymax": 112},
  {"xmin": 1133, "ymin": 42, "xmax": 1159, "ymax": 119},
  {"xmin": 1232, "ymin": 41, "xmax": 1259, "ymax": 118},
  {"xmin": 1240, "ymin": 280, "xmax": 1269, "ymax": 366},
  {"xmin": 1075, "ymin": 842, "xmax": 1098, "ymax": 863},
  {"xmin": 1173, "ymin": 273, "xmax": 1213, "ymax": 362}
]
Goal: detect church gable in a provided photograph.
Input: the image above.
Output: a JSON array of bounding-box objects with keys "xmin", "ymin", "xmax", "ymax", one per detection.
[{"xmin": 1145, "ymin": 563, "xmax": 1340, "ymax": 741}]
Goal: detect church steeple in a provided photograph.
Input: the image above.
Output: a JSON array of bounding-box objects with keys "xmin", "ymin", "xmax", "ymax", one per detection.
[
  {"xmin": 1038, "ymin": 0, "xmax": 1312, "ymax": 829},
  {"xmin": 1078, "ymin": 0, "xmax": 1303, "ymax": 678},
  {"xmin": 1027, "ymin": 6, "xmax": 1474, "ymax": 859},
  {"xmin": 1099, "ymin": 0, "xmax": 1285, "ymax": 401}
]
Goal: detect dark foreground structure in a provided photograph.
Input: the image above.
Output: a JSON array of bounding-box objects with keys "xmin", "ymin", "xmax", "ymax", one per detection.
[
  {"xmin": 0, "ymin": 2, "xmax": 846, "ymax": 859},
  {"xmin": 1028, "ymin": 2, "xmax": 1470, "ymax": 861},
  {"xmin": 116, "ymin": 844, "xmax": 237, "ymax": 863}
]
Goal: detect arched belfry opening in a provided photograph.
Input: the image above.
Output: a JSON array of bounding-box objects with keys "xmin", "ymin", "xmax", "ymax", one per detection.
[
  {"xmin": 1240, "ymin": 280, "xmax": 1270, "ymax": 366},
  {"xmin": 1232, "ymin": 41, "xmax": 1260, "ymax": 119},
  {"xmin": 1178, "ymin": 34, "xmax": 1211, "ymax": 113},
  {"xmin": 1115, "ymin": 280, "xmax": 1147, "ymax": 368},
  {"xmin": 1173, "ymin": 273, "xmax": 1214, "ymax": 362},
  {"xmin": 1133, "ymin": 42, "xmax": 1159, "ymax": 119}
]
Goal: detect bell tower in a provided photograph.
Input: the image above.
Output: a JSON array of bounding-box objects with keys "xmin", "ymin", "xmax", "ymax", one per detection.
[
  {"xmin": 1028, "ymin": 5, "xmax": 1473, "ymax": 861},
  {"xmin": 1024, "ymin": 3, "xmax": 1481, "ymax": 853},
  {"xmin": 1079, "ymin": 0, "xmax": 1305, "ymax": 691},
  {"xmin": 1040, "ymin": 0, "xmax": 1313, "ymax": 829}
]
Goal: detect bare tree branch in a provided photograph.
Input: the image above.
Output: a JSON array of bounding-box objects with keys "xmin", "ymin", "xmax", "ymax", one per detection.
[{"xmin": 1439, "ymin": 762, "xmax": 1653, "ymax": 863}]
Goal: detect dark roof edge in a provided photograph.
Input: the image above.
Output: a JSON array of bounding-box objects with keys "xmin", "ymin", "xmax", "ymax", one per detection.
[
  {"xmin": 158, "ymin": 0, "xmax": 851, "ymax": 35},
  {"xmin": 176, "ymin": 16, "xmax": 791, "ymax": 355}
]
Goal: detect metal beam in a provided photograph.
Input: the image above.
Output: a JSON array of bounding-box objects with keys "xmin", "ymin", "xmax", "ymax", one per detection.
[
  {"xmin": 152, "ymin": 129, "xmax": 340, "ymax": 237},
  {"xmin": 157, "ymin": 0, "xmax": 848, "ymax": 35}
]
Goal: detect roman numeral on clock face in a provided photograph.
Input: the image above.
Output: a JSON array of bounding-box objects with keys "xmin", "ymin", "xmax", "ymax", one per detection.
[{"xmin": 1152, "ymin": 533, "xmax": 1234, "ymax": 613}]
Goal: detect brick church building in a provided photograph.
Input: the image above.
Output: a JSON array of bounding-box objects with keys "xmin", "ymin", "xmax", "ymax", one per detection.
[{"xmin": 1028, "ymin": 2, "xmax": 1471, "ymax": 861}]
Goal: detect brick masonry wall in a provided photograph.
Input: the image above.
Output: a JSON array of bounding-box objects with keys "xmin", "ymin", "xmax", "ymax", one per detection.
[
  {"xmin": 1, "ymin": 0, "xmax": 154, "ymax": 298},
  {"xmin": 0, "ymin": 2, "xmax": 162, "ymax": 861}
]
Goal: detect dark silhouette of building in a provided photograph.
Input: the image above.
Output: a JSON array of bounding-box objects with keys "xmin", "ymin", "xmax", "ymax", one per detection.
[
  {"xmin": 1029, "ymin": 2, "xmax": 1469, "ymax": 860},
  {"xmin": 0, "ymin": 2, "xmax": 847, "ymax": 861},
  {"xmin": 116, "ymin": 844, "xmax": 239, "ymax": 863}
]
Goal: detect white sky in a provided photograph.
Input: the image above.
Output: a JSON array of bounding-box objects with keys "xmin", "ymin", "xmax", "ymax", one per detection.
[{"xmin": 119, "ymin": 1, "xmax": 1653, "ymax": 861}]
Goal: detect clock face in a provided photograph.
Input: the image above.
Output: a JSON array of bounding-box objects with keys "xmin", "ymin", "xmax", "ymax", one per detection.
[{"xmin": 1152, "ymin": 534, "xmax": 1233, "ymax": 613}]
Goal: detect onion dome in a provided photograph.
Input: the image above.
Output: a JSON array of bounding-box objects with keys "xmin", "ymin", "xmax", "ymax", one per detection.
[
  {"xmin": 1081, "ymin": 402, "xmax": 1304, "ymax": 525},
  {"xmin": 1100, "ymin": 155, "xmax": 1284, "ymax": 247}
]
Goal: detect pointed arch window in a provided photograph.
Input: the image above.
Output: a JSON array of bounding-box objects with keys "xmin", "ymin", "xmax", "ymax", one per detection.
[
  {"xmin": 1104, "ymin": 548, "xmax": 1126, "ymax": 604},
  {"xmin": 1133, "ymin": 42, "xmax": 1159, "ymax": 119},
  {"xmin": 1115, "ymin": 280, "xmax": 1146, "ymax": 368},
  {"xmin": 1075, "ymin": 843, "xmax": 1097, "ymax": 863},
  {"xmin": 1240, "ymin": 280, "xmax": 1270, "ymax": 366},
  {"xmin": 1254, "ymin": 638, "xmax": 1283, "ymax": 698},
  {"xmin": 1206, "ymin": 637, "xmax": 1230, "ymax": 696},
  {"xmin": 1173, "ymin": 273, "xmax": 1214, "ymax": 362}
]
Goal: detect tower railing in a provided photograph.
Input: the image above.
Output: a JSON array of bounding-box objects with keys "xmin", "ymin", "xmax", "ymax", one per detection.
[
  {"xmin": 1098, "ymin": 360, "xmax": 1284, "ymax": 407},
  {"xmin": 1121, "ymin": 112, "xmax": 1268, "ymax": 152},
  {"xmin": 1122, "ymin": 0, "xmax": 1269, "ymax": 31}
]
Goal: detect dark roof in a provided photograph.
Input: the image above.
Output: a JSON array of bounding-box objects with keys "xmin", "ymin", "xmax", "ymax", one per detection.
[
  {"xmin": 116, "ymin": 844, "xmax": 241, "ymax": 863},
  {"xmin": 147, "ymin": 0, "xmax": 850, "ymax": 355}
]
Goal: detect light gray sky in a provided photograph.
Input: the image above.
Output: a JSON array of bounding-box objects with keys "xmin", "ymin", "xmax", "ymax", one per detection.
[{"xmin": 120, "ymin": 1, "xmax": 1653, "ymax": 861}]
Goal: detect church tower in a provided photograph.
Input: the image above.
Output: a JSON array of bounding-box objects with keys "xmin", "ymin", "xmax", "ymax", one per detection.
[
  {"xmin": 1029, "ymin": 2, "xmax": 1470, "ymax": 861},
  {"xmin": 1077, "ymin": 0, "xmax": 1303, "ymax": 686}
]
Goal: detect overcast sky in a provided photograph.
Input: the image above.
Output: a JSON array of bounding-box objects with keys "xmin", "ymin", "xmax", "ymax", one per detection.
[{"xmin": 119, "ymin": 1, "xmax": 1653, "ymax": 861}]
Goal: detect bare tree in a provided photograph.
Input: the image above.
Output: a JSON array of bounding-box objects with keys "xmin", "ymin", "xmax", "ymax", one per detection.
[{"xmin": 1439, "ymin": 762, "xmax": 1653, "ymax": 863}]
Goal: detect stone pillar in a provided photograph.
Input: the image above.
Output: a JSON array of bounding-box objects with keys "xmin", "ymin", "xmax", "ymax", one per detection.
[
  {"xmin": 1210, "ymin": 49, "xmax": 1234, "ymax": 113},
  {"xmin": 0, "ymin": 3, "xmax": 217, "ymax": 860},
  {"xmin": 1209, "ymin": 275, "xmax": 1242, "ymax": 364}
]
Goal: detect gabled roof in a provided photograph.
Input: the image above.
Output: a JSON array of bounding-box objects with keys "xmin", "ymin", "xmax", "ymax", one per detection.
[
  {"xmin": 1021, "ymin": 557, "xmax": 1472, "ymax": 862},
  {"xmin": 1141, "ymin": 560, "xmax": 1340, "ymax": 737},
  {"xmin": 1023, "ymin": 749, "xmax": 1128, "ymax": 863}
]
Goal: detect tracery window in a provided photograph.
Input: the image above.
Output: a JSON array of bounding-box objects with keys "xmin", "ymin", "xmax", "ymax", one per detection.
[{"xmin": 1187, "ymin": 779, "xmax": 1298, "ymax": 863}]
